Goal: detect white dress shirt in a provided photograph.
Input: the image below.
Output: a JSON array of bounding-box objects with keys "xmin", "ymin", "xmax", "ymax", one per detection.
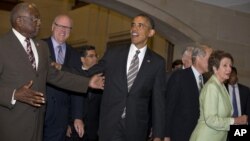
[
  {"xmin": 228, "ymin": 84, "xmax": 242, "ymax": 116},
  {"xmin": 126, "ymin": 44, "xmax": 147, "ymax": 74}
]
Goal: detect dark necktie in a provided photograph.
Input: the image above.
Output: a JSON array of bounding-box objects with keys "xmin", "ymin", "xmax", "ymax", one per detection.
[
  {"xmin": 25, "ymin": 38, "xmax": 36, "ymax": 70},
  {"xmin": 199, "ymin": 74, "xmax": 203, "ymax": 92},
  {"xmin": 57, "ymin": 45, "xmax": 64, "ymax": 64},
  {"xmin": 127, "ymin": 50, "xmax": 140, "ymax": 92},
  {"xmin": 121, "ymin": 50, "xmax": 140, "ymax": 119},
  {"xmin": 232, "ymin": 85, "xmax": 238, "ymax": 117}
]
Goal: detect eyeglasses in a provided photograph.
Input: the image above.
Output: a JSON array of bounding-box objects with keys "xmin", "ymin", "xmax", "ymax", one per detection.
[
  {"xmin": 86, "ymin": 54, "xmax": 98, "ymax": 58},
  {"xmin": 54, "ymin": 23, "xmax": 72, "ymax": 31},
  {"xmin": 19, "ymin": 16, "xmax": 41, "ymax": 23}
]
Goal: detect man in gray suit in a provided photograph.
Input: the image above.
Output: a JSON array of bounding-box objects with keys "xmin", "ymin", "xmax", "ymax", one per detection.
[{"xmin": 0, "ymin": 2, "xmax": 103, "ymax": 141}]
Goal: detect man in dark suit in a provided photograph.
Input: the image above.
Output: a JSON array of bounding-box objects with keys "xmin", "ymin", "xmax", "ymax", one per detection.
[
  {"xmin": 0, "ymin": 3, "xmax": 103, "ymax": 141},
  {"xmin": 88, "ymin": 14, "xmax": 166, "ymax": 141},
  {"xmin": 66, "ymin": 45, "xmax": 102, "ymax": 141},
  {"xmin": 43, "ymin": 14, "xmax": 84, "ymax": 141},
  {"xmin": 164, "ymin": 45, "xmax": 212, "ymax": 141},
  {"xmin": 226, "ymin": 66, "xmax": 250, "ymax": 122}
]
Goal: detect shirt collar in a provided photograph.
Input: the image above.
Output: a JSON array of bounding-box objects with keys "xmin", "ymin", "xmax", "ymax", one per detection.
[
  {"xmin": 191, "ymin": 65, "xmax": 202, "ymax": 79},
  {"xmin": 51, "ymin": 36, "xmax": 66, "ymax": 49},
  {"xmin": 12, "ymin": 28, "xmax": 26, "ymax": 44},
  {"xmin": 130, "ymin": 43, "xmax": 147, "ymax": 55}
]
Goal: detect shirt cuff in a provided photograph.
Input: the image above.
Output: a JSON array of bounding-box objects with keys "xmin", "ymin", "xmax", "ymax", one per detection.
[
  {"xmin": 230, "ymin": 118, "xmax": 235, "ymax": 125},
  {"xmin": 11, "ymin": 89, "xmax": 17, "ymax": 105}
]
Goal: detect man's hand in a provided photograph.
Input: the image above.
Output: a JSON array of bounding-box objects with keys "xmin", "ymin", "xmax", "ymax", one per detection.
[
  {"xmin": 74, "ymin": 119, "xmax": 85, "ymax": 138},
  {"xmin": 234, "ymin": 115, "xmax": 248, "ymax": 125},
  {"xmin": 153, "ymin": 137, "xmax": 162, "ymax": 141},
  {"xmin": 14, "ymin": 80, "xmax": 45, "ymax": 107},
  {"xmin": 89, "ymin": 73, "xmax": 104, "ymax": 89},
  {"xmin": 51, "ymin": 62, "xmax": 62, "ymax": 70},
  {"xmin": 66, "ymin": 125, "xmax": 72, "ymax": 137},
  {"xmin": 164, "ymin": 137, "xmax": 171, "ymax": 141}
]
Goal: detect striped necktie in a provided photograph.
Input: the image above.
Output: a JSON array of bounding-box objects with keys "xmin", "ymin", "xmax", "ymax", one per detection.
[
  {"xmin": 25, "ymin": 38, "xmax": 36, "ymax": 70},
  {"xmin": 57, "ymin": 45, "xmax": 64, "ymax": 64},
  {"xmin": 127, "ymin": 50, "xmax": 140, "ymax": 92},
  {"xmin": 121, "ymin": 50, "xmax": 140, "ymax": 119}
]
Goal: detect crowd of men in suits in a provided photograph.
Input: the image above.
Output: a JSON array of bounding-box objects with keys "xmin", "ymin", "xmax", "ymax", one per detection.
[{"xmin": 0, "ymin": 2, "xmax": 249, "ymax": 141}]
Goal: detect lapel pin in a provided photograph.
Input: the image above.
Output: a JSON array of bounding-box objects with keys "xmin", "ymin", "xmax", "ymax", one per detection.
[{"xmin": 147, "ymin": 60, "xmax": 150, "ymax": 63}]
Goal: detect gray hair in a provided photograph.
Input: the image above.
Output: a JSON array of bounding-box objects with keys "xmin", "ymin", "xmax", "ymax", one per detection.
[
  {"xmin": 191, "ymin": 44, "xmax": 211, "ymax": 63},
  {"xmin": 10, "ymin": 2, "xmax": 37, "ymax": 27},
  {"xmin": 182, "ymin": 46, "xmax": 194, "ymax": 57}
]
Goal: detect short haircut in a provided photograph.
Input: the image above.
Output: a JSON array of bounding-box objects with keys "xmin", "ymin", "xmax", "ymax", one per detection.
[
  {"xmin": 191, "ymin": 44, "xmax": 212, "ymax": 64},
  {"xmin": 10, "ymin": 2, "xmax": 37, "ymax": 27},
  {"xmin": 182, "ymin": 46, "xmax": 194, "ymax": 57},
  {"xmin": 135, "ymin": 13, "xmax": 155, "ymax": 29},
  {"xmin": 208, "ymin": 50, "xmax": 234, "ymax": 73},
  {"xmin": 231, "ymin": 66, "xmax": 237, "ymax": 74},
  {"xmin": 172, "ymin": 59, "xmax": 183, "ymax": 69},
  {"xmin": 79, "ymin": 45, "xmax": 96, "ymax": 57}
]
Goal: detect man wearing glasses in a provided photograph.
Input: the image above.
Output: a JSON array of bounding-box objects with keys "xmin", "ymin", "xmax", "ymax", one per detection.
[{"xmin": 43, "ymin": 14, "xmax": 84, "ymax": 141}]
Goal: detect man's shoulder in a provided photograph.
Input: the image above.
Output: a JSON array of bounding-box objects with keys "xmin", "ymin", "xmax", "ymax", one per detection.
[
  {"xmin": 0, "ymin": 30, "xmax": 15, "ymax": 41},
  {"xmin": 239, "ymin": 83, "xmax": 250, "ymax": 93},
  {"xmin": 147, "ymin": 48, "xmax": 165, "ymax": 62}
]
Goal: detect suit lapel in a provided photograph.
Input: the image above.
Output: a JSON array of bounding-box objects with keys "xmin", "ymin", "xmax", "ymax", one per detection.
[
  {"xmin": 64, "ymin": 44, "xmax": 71, "ymax": 64},
  {"xmin": 186, "ymin": 68, "xmax": 200, "ymax": 96},
  {"xmin": 121, "ymin": 47, "xmax": 130, "ymax": 93},
  {"xmin": 47, "ymin": 38, "xmax": 56, "ymax": 61},
  {"xmin": 10, "ymin": 31, "xmax": 37, "ymax": 73},
  {"xmin": 214, "ymin": 76, "xmax": 233, "ymax": 114},
  {"xmin": 129, "ymin": 48, "xmax": 152, "ymax": 93}
]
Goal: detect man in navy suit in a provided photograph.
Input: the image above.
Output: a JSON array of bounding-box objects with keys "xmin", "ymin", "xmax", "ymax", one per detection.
[
  {"xmin": 226, "ymin": 66, "xmax": 250, "ymax": 122},
  {"xmin": 88, "ymin": 14, "xmax": 166, "ymax": 141},
  {"xmin": 43, "ymin": 14, "xmax": 83, "ymax": 141},
  {"xmin": 164, "ymin": 45, "xmax": 212, "ymax": 141}
]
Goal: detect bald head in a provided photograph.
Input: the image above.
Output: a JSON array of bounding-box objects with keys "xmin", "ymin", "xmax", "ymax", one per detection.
[{"xmin": 51, "ymin": 14, "xmax": 73, "ymax": 44}]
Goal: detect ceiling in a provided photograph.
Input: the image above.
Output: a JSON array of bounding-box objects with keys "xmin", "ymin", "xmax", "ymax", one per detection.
[
  {"xmin": 0, "ymin": 0, "xmax": 89, "ymax": 11},
  {"xmin": 195, "ymin": 0, "xmax": 250, "ymax": 14}
]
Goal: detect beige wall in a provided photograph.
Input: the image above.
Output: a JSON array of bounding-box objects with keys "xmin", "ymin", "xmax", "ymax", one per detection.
[{"xmin": 0, "ymin": 1, "xmax": 168, "ymax": 59}]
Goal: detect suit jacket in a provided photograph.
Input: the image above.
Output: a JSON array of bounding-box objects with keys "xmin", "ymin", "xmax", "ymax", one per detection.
[
  {"xmin": 43, "ymin": 37, "xmax": 83, "ymax": 141},
  {"xmin": 82, "ymin": 88, "xmax": 102, "ymax": 140},
  {"xmin": 225, "ymin": 83, "xmax": 250, "ymax": 122},
  {"xmin": 165, "ymin": 67, "xmax": 200, "ymax": 141},
  {"xmin": 0, "ymin": 31, "xmax": 89, "ymax": 141},
  {"xmin": 89, "ymin": 45, "xmax": 166, "ymax": 141},
  {"xmin": 190, "ymin": 75, "xmax": 232, "ymax": 141}
]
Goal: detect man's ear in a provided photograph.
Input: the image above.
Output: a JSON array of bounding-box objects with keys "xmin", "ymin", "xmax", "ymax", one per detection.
[
  {"xmin": 16, "ymin": 17, "xmax": 22, "ymax": 27},
  {"xmin": 80, "ymin": 57, "xmax": 85, "ymax": 64},
  {"xmin": 148, "ymin": 29, "xmax": 155, "ymax": 37}
]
